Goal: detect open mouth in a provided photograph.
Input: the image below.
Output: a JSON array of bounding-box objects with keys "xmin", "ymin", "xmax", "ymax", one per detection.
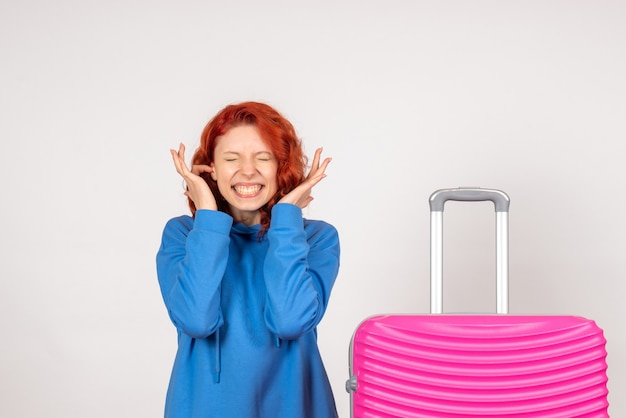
[{"xmin": 233, "ymin": 184, "xmax": 263, "ymax": 197}]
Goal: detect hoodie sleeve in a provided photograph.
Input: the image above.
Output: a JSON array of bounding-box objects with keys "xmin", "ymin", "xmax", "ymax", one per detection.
[
  {"xmin": 156, "ymin": 210, "xmax": 233, "ymax": 339},
  {"xmin": 263, "ymin": 203, "xmax": 340, "ymax": 340}
]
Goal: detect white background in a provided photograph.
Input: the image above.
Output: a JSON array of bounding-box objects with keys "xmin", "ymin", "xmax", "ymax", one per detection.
[{"xmin": 1, "ymin": 0, "xmax": 624, "ymax": 416}]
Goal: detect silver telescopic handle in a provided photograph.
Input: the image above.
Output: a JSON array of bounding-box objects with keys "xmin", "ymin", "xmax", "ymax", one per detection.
[{"xmin": 429, "ymin": 188, "xmax": 510, "ymax": 315}]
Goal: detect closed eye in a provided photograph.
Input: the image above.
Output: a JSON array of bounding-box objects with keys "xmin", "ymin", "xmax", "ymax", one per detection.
[{"xmin": 256, "ymin": 152, "xmax": 273, "ymax": 161}]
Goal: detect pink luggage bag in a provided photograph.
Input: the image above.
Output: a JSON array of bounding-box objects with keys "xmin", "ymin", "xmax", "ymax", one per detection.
[{"xmin": 346, "ymin": 188, "xmax": 609, "ymax": 417}]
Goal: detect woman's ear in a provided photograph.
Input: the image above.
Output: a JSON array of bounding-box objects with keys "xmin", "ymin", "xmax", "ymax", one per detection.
[{"xmin": 210, "ymin": 163, "xmax": 217, "ymax": 180}]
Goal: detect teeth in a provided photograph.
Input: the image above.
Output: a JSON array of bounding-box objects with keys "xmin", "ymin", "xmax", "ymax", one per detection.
[{"xmin": 234, "ymin": 185, "xmax": 262, "ymax": 196}]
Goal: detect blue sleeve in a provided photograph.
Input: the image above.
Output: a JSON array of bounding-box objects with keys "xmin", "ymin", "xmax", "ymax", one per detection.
[
  {"xmin": 156, "ymin": 210, "xmax": 233, "ymax": 338},
  {"xmin": 263, "ymin": 203, "xmax": 340, "ymax": 340}
]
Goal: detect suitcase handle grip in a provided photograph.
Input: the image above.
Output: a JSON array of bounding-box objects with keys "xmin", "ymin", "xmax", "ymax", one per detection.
[
  {"xmin": 430, "ymin": 187, "xmax": 510, "ymax": 212},
  {"xmin": 429, "ymin": 188, "xmax": 510, "ymax": 314}
]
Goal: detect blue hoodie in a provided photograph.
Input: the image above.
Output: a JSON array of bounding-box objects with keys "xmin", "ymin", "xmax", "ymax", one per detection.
[{"xmin": 157, "ymin": 203, "xmax": 340, "ymax": 417}]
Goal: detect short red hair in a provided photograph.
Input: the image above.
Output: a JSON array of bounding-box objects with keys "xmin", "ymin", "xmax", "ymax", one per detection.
[{"xmin": 190, "ymin": 102, "xmax": 307, "ymax": 233}]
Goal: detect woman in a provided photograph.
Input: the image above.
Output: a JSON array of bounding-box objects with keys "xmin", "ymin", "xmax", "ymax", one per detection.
[{"xmin": 156, "ymin": 102, "xmax": 340, "ymax": 417}]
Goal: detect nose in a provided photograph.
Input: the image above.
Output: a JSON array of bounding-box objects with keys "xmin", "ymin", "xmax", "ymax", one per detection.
[{"xmin": 240, "ymin": 158, "xmax": 257, "ymax": 176}]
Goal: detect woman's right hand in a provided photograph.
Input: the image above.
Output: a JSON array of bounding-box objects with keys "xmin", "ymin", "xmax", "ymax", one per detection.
[{"xmin": 170, "ymin": 143, "xmax": 218, "ymax": 211}]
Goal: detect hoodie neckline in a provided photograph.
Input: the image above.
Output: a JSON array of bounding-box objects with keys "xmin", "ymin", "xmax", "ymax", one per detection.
[{"xmin": 231, "ymin": 222, "xmax": 263, "ymax": 236}]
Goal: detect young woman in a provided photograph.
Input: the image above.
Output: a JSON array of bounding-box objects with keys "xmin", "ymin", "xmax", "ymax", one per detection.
[{"xmin": 156, "ymin": 102, "xmax": 340, "ymax": 417}]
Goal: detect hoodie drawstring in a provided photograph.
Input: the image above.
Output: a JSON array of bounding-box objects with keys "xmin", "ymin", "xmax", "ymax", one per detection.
[
  {"xmin": 213, "ymin": 327, "xmax": 221, "ymax": 383},
  {"xmin": 212, "ymin": 330, "xmax": 283, "ymax": 383}
]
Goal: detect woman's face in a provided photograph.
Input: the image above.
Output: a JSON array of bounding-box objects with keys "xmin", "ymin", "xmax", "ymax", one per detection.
[{"xmin": 211, "ymin": 125, "xmax": 278, "ymax": 225}]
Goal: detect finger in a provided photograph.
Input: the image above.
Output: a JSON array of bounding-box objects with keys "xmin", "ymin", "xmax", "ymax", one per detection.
[
  {"xmin": 299, "ymin": 196, "xmax": 314, "ymax": 209},
  {"xmin": 318, "ymin": 156, "xmax": 332, "ymax": 173},
  {"xmin": 191, "ymin": 164, "xmax": 212, "ymax": 176},
  {"xmin": 170, "ymin": 148, "xmax": 185, "ymax": 175},
  {"xmin": 307, "ymin": 174, "xmax": 327, "ymax": 188},
  {"xmin": 180, "ymin": 144, "xmax": 193, "ymax": 174},
  {"xmin": 311, "ymin": 147, "xmax": 323, "ymax": 170},
  {"xmin": 304, "ymin": 148, "xmax": 322, "ymax": 180},
  {"xmin": 174, "ymin": 143, "xmax": 185, "ymax": 168},
  {"xmin": 307, "ymin": 157, "xmax": 332, "ymax": 183},
  {"xmin": 176, "ymin": 143, "xmax": 196, "ymax": 176}
]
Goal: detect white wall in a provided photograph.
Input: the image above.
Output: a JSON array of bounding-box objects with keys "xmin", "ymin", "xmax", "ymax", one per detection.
[{"xmin": 1, "ymin": 0, "xmax": 624, "ymax": 416}]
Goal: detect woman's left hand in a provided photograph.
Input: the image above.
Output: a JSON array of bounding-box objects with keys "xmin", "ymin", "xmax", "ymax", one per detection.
[{"xmin": 279, "ymin": 147, "xmax": 331, "ymax": 209}]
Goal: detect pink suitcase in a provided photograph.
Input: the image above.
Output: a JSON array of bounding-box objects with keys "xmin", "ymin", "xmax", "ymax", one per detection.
[{"xmin": 346, "ymin": 188, "xmax": 609, "ymax": 417}]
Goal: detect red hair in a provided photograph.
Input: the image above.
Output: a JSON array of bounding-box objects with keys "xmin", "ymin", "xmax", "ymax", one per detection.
[{"xmin": 190, "ymin": 102, "xmax": 307, "ymax": 233}]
